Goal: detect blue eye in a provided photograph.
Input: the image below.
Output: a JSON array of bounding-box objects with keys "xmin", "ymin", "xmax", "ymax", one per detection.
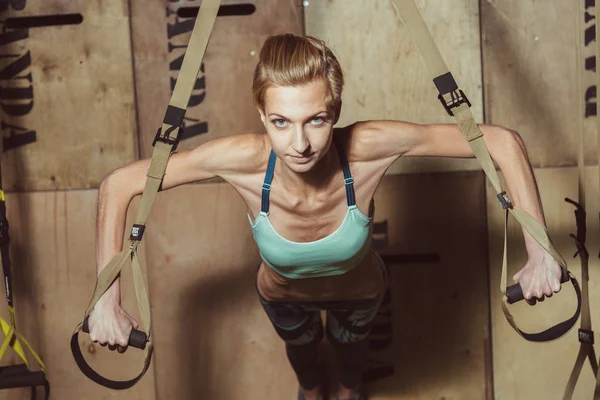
[
  {"xmin": 310, "ymin": 117, "xmax": 324, "ymax": 125},
  {"xmin": 273, "ymin": 119, "xmax": 287, "ymax": 128}
]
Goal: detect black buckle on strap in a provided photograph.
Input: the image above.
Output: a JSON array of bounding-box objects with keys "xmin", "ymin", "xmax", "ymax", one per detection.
[
  {"xmin": 130, "ymin": 224, "xmax": 146, "ymax": 241},
  {"xmin": 438, "ymin": 90, "xmax": 471, "ymax": 117},
  {"xmin": 497, "ymin": 191, "xmax": 513, "ymax": 210},
  {"xmin": 579, "ymin": 328, "xmax": 594, "ymax": 345},
  {"xmin": 152, "ymin": 125, "xmax": 182, "ymax": 151}
]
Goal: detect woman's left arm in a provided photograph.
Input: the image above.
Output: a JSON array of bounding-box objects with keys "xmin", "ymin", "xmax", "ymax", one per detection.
[{"xmin": 354, "ymin": 120, "xmax": 561, "ymax": 300}]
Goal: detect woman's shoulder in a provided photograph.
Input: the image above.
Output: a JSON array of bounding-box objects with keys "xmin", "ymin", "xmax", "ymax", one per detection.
[
  {"xmin": 332, "ymin": 121, "xmax": 378, "ymax": 163},
  {"xmin": 334, "ymin": 120, "xmax": 409, "ymax": 164},
  {"xmin": 189, "ymin": 132, "xmax": 270, "ymax": 178}
]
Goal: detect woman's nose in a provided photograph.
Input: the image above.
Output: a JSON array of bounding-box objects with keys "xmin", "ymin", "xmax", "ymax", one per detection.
[{"xmin": 291, "ymin": 126, "xmax": 309, "ymax": 154}]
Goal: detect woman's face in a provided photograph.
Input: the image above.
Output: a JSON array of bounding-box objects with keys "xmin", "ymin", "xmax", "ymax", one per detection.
[{"xmin": 259, "ymin": 79, "xmax": 335, "ymax": 173}]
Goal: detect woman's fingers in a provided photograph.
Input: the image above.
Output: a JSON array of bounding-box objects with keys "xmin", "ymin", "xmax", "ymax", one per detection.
[
  {"xmin": 512, "ymin": 269, "xmax": 522, "ymax": 283},
  {"xmin": 87, "ymin": 306, "xmax": 137, "ymax": 353}
]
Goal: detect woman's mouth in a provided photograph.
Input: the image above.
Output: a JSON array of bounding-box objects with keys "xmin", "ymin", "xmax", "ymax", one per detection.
[{"xmin": 290, "ymin": 154, "xmax": 313, "ymax": 164}]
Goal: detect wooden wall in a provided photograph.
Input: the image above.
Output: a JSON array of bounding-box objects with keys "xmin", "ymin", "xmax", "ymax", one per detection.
[
  {"xmin": 130, "ymin": 0, "xmax": 304, "ymax": 158},
  {"xmin": 366, "ymin": 173, "xmax": 490, "ymax": 400},
  {"xmin": 305, "ymin": 0, "xmax": 484, "ymax": 175},
  {"xmin": 0, "ymin": 0, "xmax": 137, "ymax": 191},
  {"xmin": 0, "ymin": 0, "xmax": 596, "ymax": 399},
  {"xmin": 481, "ymin": 0, "xmax": 590, "ymax": 168}
]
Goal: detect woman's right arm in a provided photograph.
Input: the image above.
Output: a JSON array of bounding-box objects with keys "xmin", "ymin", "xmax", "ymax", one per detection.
[{"xmin": 89, "ymin": 133, "xmax": 265, "ymax": 349}]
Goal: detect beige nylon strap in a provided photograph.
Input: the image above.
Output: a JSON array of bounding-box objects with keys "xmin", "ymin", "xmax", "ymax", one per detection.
[
  {"xmin": 72, "ymin": 0, "xmax": 221, "ymax": 387},
  {"xmin": 391, "ymin": 0, "xmax": 571, "ymax": 339}
]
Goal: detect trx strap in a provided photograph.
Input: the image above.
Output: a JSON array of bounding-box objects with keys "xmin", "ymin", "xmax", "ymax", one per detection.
[
  {"xmin": 562, "ymin": 1, "xmax": 600, "ymax": 397},
  {"xmin": 70, "ymin": 0, "xmax": 221, "ymax": 389},
  {"xmin": 391, "ymin": 0, "xmax": 580, "ymax": 341},
  {"xmin": 0, "ymin": 157, "xmax": 49, "ymax": 399}
]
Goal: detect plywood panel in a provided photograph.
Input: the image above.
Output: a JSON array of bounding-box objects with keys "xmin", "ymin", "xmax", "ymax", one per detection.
[
  {"xmin": 142, "ymin": 184, "xmax": 283, "ymax": 399},
  {"xmin": 0, "ymin": 0, "xmax": 137, "ymax": 191},
  {"xmin": 0, "ymin": 191, "xmax": 156, "ymax": 399},
  {"xmin": 488, "ymin": 167, "xmax": 600, "ymax": 399},
  {"xmin": 130, "ymin": 0, "xmax": 304, "ymax": 159},
  {"xmin": 481, "ymin": 0, "xmax": 593, "ymax": 168},
  {"xmin": 305, "ymin": 0, "xmax": 484, "ymax": 175},
  {"xmin": 365, "ymin": 172, "xmax": 490, "ymax": 399},
  {"xmin": 143, "ymin": 172, "xmax": 490, "ymax": 399}
]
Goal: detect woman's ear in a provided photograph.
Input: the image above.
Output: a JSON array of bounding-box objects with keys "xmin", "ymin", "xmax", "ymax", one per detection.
[{"xmin": 258, "ymin": 108, "xmax": 266, "ymax": 125}]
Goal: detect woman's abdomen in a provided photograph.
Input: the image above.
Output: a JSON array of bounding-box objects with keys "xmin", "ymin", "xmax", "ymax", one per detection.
[{"xmin": 255, "ymin": 249, "xmax": 386, "ymax": 302}]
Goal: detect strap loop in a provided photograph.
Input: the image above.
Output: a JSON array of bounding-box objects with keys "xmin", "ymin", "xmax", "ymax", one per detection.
[
  {"xmin": 579, "ymin": 329, "xmax": 595, "ymax": 345},
  {"xmin": 497, "ymin": 191, "xmax": 513, "ymax": 210}
]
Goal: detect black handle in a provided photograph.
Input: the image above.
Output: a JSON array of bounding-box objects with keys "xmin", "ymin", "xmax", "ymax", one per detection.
[
  {"xmin": 506, "ymin": 268, "xmax": 570, "ymax": 304},
  {"xmin": 82, "ymin": 316, "xmax": 147, "ymax": 350}
]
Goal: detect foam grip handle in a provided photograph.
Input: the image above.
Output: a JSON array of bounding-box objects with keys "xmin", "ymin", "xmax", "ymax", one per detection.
[
  {"xmin": 82, "ymin": 316, "xmax": 147, "ymax": 350},
  {"xmin": 506, "ymin": 268, "xmax": 570, "ymax": 304}
]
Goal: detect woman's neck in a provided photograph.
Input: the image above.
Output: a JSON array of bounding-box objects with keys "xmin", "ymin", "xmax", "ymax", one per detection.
[{"xmin": 276, "ymin": 143, "xmax": 339, "ymax": 200}]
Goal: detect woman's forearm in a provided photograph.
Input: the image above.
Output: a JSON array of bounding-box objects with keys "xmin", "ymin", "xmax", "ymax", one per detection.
[
  {"xmin": 95, "ymin": 171, "xmax": 134, "ymax": 305},
  {"xmin": 489, "ymin": 130, "xmax": 547, "ymax": 256}
]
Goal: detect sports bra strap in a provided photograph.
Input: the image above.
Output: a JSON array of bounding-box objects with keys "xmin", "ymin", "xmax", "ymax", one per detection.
[
  {"xmin": 261, "ymin": 151, "xmax": 277, "ymax": 213},
  {"xmin": 333, "ymin": 139, "xmax": 356, "ymax": 206}
]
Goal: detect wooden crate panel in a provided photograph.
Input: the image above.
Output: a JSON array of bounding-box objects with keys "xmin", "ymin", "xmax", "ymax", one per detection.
[
  {"xmin": 142, "ymin": 184, "xmax": 286, "ymax": 399},
  {"xmin": 0, "ymin": 190, "xmax": 156, "ymax": 399},
  {"xmin": 130, "ymin": 0, "xmax": 304, "ymax": 159},
  {"xmin": 481, "ymin": 0, "xmax": 596, "ymax": 168},
  {"xmin": 305, "ymin": 0, "xmax": 484, "ymax": 175},
  {"xmin": 488, "ymin": 167, "xmax": 600, "ymax": 399},
  {"xmin": 0, "ymin": 0, "xmax": 137, "ymax": 191},
  {"xmin": 365, "ymin": 172, "xmax": 490, "ymax": 399}
]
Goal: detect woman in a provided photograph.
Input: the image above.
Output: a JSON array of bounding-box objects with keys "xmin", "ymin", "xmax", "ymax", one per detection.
[{"xmin": 87, "ymin": 34, "xmax": 561, "ymax": 400}]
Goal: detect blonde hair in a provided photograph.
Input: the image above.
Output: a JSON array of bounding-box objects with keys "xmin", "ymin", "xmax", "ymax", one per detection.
[{"xmin": 252, "ymin": 34, "xmax": 344, "ymax": 122}]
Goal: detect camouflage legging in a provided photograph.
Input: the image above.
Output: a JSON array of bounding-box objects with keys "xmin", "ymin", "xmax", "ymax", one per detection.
[{"xmin": 256, "ymin": 259, "xmax": 388, "ymax": 390}]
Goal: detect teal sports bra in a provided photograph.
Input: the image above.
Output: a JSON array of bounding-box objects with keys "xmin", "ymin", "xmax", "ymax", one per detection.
[{"xmin": 248, "ymin": 141, "xmax": 373, "ymax": 279}]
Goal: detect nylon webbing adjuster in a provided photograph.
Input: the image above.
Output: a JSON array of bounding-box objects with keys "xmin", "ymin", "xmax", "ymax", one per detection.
[
  {"xmin": 344, "ymin": 177, "xmax": 354, "ymax": 186},
  {"xmin": 578, "ymin": 328, "xmax": 594, "ymax": 345},
  {"xmin": 433, "ymin": 72, "xmax": 471, "ymax": 116},
  {"xmin": 153, "ymin": 125, "xmax": 182, "ymax": 152},
  {"xmin": 438, "ymin": 90, "xmax": 471, "ymax": 117},
  {"xmin": 153, "ymin": 104, "xmax": 186, "ymax": 151},
  {"xmin": 262, "ymin": 183, "xmax": 271, "ymax": 191},
  {"xmin": 130, "ymin": 224, "xmax": 146, "ymax": 241},
  {"xmin": 497, "ymin": 191, "xmax": 513, "ymax": 209}
]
